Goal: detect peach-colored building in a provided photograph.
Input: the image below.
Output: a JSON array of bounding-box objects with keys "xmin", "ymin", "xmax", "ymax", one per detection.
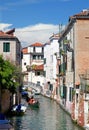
[{"xmin": 58, "ymin": 9, "xmax": 89, "ymax": 128}]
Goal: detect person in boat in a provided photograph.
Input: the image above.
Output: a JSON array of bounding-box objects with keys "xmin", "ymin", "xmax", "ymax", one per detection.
[
  {"xmin": 16, "ymin": 104, "xmax": 21, "ymax": 112},
  {"xmin": 26, "ymin": 96, "xmax": 30, "ymax": 102},
  {"xmin": 28, "ymin": 96, "xmax": 36, "ymax": 104}
]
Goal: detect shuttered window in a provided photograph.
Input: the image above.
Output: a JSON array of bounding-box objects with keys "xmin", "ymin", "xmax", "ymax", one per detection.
[{"xmin": 3, "ymin": 42, "xmax": 10, "ymax": 52}]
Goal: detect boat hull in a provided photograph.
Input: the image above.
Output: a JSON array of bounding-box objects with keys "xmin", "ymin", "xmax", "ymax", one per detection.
[
  {"xmin": 10, "ymin": 104, "xmax": 27, "ymax": 116},
  {"xmin": 0, "ymin": 113, "xmax": 14, "ymax": 130},
  {"xmin": 11, "ymin": 111, "xmax": 25, "ymax": 116},
  {"xmin": 28, "ymin": 101, "xmax": 39, "ymax": 108}
]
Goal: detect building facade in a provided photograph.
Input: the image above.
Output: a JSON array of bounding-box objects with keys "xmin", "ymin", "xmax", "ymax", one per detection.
[
  {"xmin": 43, "ymin": 34, "xmax": 60, "ymax": 99},
  {"xmin": 22, "ymin": 42, "xmax": 44, "ymax": 87},
  {"xmin": 0, "ymin": 28, "xmax": 22, "ymax": 112},
  {"xmin": 58, "ymin": 9, "xmax": 89, "ymax": 128},
  {"xmin": 0, "ymin": 29, "xmax": 22, "ymax": 65}
]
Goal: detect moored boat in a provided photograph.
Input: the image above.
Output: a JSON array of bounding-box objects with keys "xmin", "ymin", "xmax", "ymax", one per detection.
[
  {"xmin": 11, "ymin": 104, "xmax": 27, "ymax": 116},
  {"xmin": 32, "ymin": 88, "xmax": 41, "ymax": 95},
  {"xmin": 0, "ymin": 113, "xmax": 14, "ymax": 130},
  {"xmin": 21, "ymin": 91, "xmax": 28, "ymax": 98}
]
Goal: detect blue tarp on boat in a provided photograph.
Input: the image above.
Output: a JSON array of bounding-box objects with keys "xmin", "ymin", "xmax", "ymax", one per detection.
[
  {"xmin": 0, "ymin": 119, "xmax": 9, "ymax": 124},
  {"xmin": 0, "ymin": 113, "xmax": 10, "ymax": 124},
  {"xmin": 21, "ymin": 91, "xmax": 28, "ymax": 96},
  {"xmin": 0, "ymin": 113, "xmax": 14, "ymax": 129}
]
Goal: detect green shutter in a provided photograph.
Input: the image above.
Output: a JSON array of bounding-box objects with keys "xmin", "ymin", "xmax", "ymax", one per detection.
[
  {"xmin": 3, "ymin": 42, "xmax": 10, "ymax": 52},
  {"xmin": 44, "ymin": 58, "xmax": 46, "ymax": 64},
  {"xmin": 7, "ymin": 43, "xmax": 10, "ymax": 52},
  {"xmin": 3, "ymin": 43, "xmax": 6, "ymax": 52}
]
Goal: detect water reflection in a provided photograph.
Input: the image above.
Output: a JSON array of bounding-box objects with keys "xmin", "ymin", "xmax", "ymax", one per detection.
[{"xmin": 10, "ymin": 95, "xmax": 82, "ymax": 130}]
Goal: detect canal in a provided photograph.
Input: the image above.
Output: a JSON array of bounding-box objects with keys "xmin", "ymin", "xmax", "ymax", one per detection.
[{"xmin": 9, "ymin": 95, "xmax": 83, "ymax": 130}]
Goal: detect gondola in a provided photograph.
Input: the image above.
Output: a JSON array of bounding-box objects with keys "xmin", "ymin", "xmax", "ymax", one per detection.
[{"xmin": 28, "ymin": 97, "xmax": 39, "ymax": 108}]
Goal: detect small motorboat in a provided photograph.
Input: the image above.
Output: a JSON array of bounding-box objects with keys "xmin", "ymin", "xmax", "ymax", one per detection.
[
  {"xmin": 32, "ymin": 89, "xmax": 41, "ymax": 95},
  {"xmin": 0, "ymin": 113, "xmax": 14, "ymax": 130},
  {"xmin": 28, "ymin": 96, "xmax": 39, "ymax": 108},
  {"xmin": 11, "ymin": 104, "xmax": 27, "ymax": 116}
]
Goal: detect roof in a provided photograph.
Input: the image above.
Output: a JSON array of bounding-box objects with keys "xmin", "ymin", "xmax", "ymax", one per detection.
[
  {"xmin": 49, "ymin": 33, "xmax": 60, "ymax": 39},
  {"xmin": 74, "ymin": 9, "xmax": 89, "ymax": 16},
  {"xmin": 30, "ymin": 42, "xmax": 43, "ymax": 47},
  {"xmin": 0, "ymin": 29, "xmax": 21, "ymax": 45},
  {"xmin": 6, "ymin": 28, "xmax": 15, "ymax": 35},
  {"xmin": 69, "ymin": 9, "xmax": 89, "ymax": 21},
  {"xmin": 59, "ymin": 9, "xmax": 89, "ymax": 43},
  {"xmin": 32, "ymin": 64, "xmax": 44, "ymax": 71},
  {"xmin": 0, "ymin": 28, "xmax": 15, "ymax": 38},
  {"xmin": 22, "ymin": 47, "xmax": 28, "ymax": 54}
]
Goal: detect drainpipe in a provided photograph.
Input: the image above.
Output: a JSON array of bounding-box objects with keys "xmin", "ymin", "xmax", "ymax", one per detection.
[{"xmin": 72, "ymin": 23, "xmax": 76, "ymax": 120}]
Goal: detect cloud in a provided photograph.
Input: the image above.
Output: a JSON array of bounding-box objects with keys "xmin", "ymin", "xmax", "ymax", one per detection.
[
  {"xmin": 0, "ymin": 23, "xmax": 59, "ymax": 47},
  {"xmin": 15, "ymin": 23, "xmax": 59, "ymax": 47},
  {"xmin": 0, "ymin": 23, "xmax": 12, "ymax": 31}
]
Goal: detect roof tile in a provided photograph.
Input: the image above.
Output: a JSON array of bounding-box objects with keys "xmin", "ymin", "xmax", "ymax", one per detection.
[
  {"xmin": 0, "ymin": 29, "xmax": 15, "ymax": 37},
  {"xmin": 22, "ymin": 48, "xmax": 28, "ymax": 54},
  {"xmin": 69, "ymin": 9, "xmax": 89, "ymax": 20},
  {"xmin": 33, "ymin": 64, "xmax": 44, "ymax": 70},
  {"xmin": 30, "ymin": 42, "xmax": 43, "ymax": 47}
]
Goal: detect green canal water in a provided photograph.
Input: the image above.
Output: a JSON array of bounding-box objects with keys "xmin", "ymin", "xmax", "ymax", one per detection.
[{"xmin": 9, "ymin": 95, "xmax": 83, "ymax": 130}]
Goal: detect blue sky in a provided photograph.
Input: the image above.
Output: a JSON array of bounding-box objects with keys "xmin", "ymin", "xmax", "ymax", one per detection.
[{"xmin": 0, "ymin": 0, "xmax": 89, "ymax": 47}]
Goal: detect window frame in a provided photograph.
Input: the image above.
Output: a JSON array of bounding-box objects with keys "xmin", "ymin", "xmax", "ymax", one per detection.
[{"xmin": 3, "ymin": 42, "xmax": 10, "ymax": 52}]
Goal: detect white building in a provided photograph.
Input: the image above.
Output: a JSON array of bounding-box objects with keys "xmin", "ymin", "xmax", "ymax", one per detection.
[
  {"xmin": 44, "ymin": 34, "xmax": 60, "ymax": 98},
  {"xmin": 22, "ymin": 47, "xmax": 30, "ymax": 82},
  {"xmin": 22, "ymin": 42, "xmax": 44, "ymax": 87}
]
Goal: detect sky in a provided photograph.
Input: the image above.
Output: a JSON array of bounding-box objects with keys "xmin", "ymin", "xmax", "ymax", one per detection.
[{"xmin": 0, "ymin": 0, "xmax": 89, "ymax": 47}]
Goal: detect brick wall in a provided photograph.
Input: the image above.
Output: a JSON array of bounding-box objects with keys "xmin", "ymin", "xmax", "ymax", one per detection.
[{"xmin": 77, "ymin": 94, "xmax": 84, "ymax": 126}]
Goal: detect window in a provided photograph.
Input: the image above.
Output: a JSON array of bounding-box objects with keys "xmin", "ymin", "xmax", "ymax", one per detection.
[
  {"xmin": 35, "ymin": 71, "xmax": 40, "ymax": 76},
  {"xmin": 3, "ymin": 42, "xmax": 10, "ymax": 52},
  {"xmin": 42, "ymin": 47, "xmax": 44, "ymax": 52},
  {"xmin": 59, "ymin": 65, "xmax": 61, "ymax": 73},
  {"xmin": 44, "ymin": 58, "xmax": 46, "ymax": 64},
  {"xmin": 69, "ymin": 87, "xmax": 74, "ymax": 101},
  {"xmin": 37, "ymin": 81, "xmax": 40, "ymax": 86},
  {"xmin": 33, "ymin": 55, "xmax": 36, "ymax": 59},
  {"xmin": 50, "ymin": 55, "xmax": 53, "ymax": 63},
  {"xmin": 24, "ymin": 62, "xmax": 26, "ymax": 65},
  {"xmin": 37, "ymin": 72, "xmax": 40, "ymax": 75},
  {"xmin": 44, "ymin": 71, "xmax": 46, "ymax": 77},
  {"xmin": 33, "ymin": 47, "xmax": 35, "ymax": 52},
  {"xmin": 49, "ymin": 84, "xmax": 53, "ymax": 91}
]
